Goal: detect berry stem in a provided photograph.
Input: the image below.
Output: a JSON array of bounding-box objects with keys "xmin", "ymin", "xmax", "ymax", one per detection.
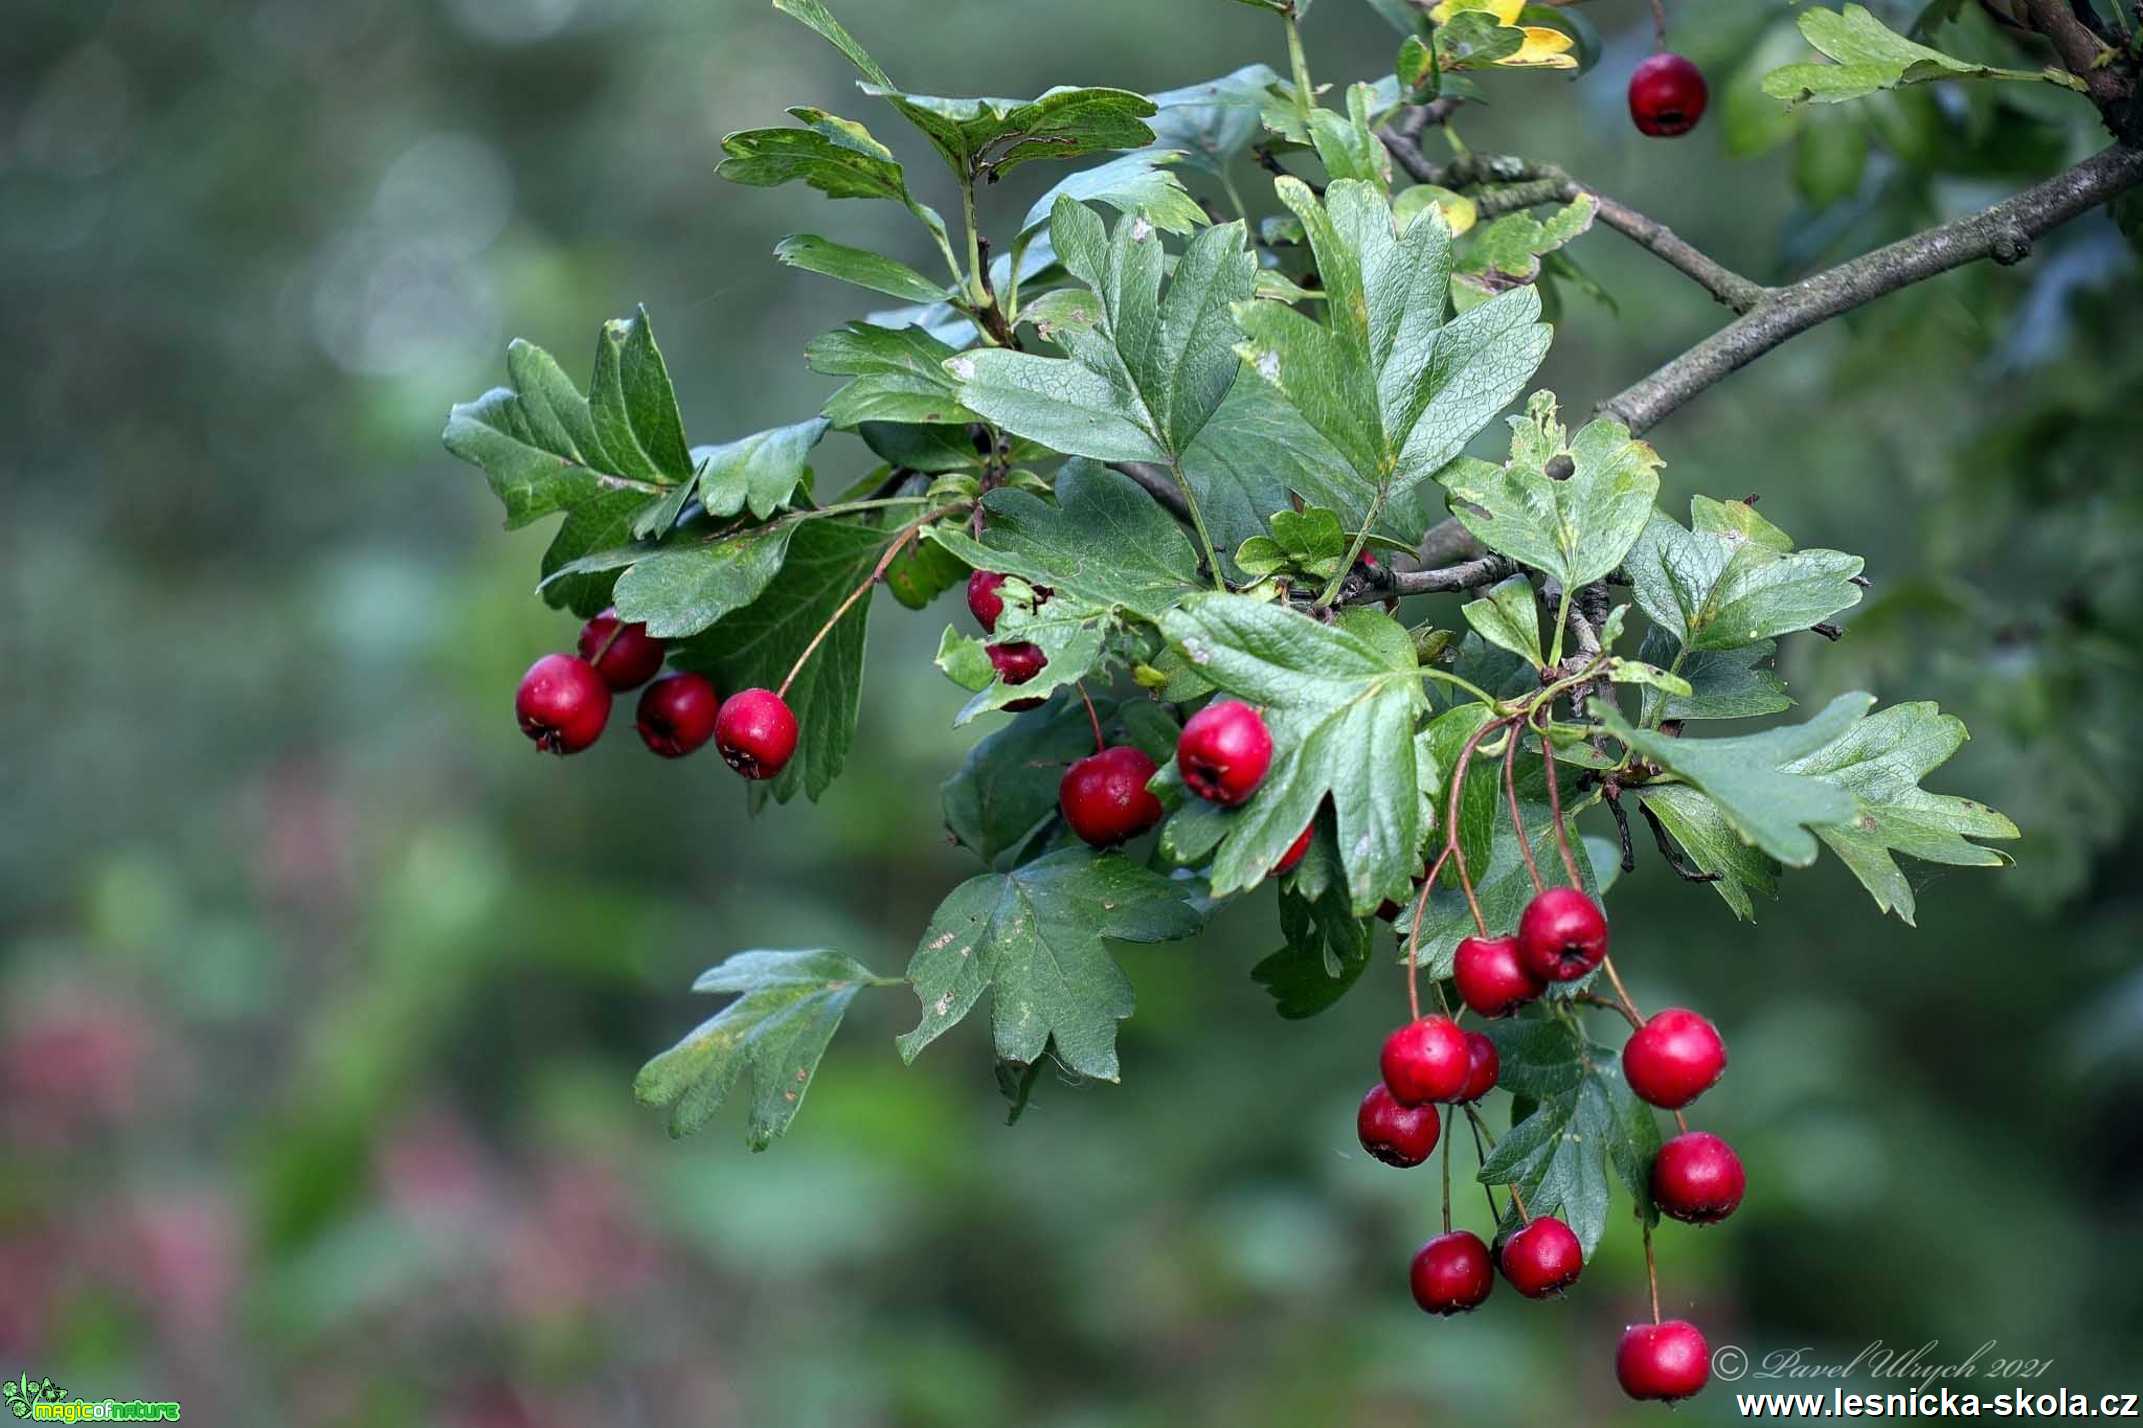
[
  {"xmin": 1575, "ymin": 990, "xmax": 1643, "ymax": 1032},
  {"xmin": 1503, "ymin": 722, "xmax": 1547, "ymax": 895},
  {"xmin": 1463, "ymin": 1108, "xmax": 1504, "ymax": 1222},
  {"xmin": 1440, "ymin": 1104, "xmax": 1454, "ymax": 1234},
  {"xmin": 1462, "ymin": 1105, "xmax": 1529, "ymax": 1223},
  {"xmin": 1674, "ymin": 1109, "xmax": 1690, "ymax": 1135},
  {"xmin": 1643, "ymin": 1218, "xmax": 1662, "ymax": 1325},
  {"xmin": 1599, "ymin": 953, "xmax": 1645, "ymax": 1028},
  {"xmin": 1649, "ymin": 0, "xmax": 1668, "ymax": 47},
  {"xmin": 1444, "ymin": 715, "xmax": 1514, "ymax": 938},
  {"xmin": 1537, "ymin": 711, "xmax": 1587, "ymax": 889},
  {"xmin": 1403, "ymin": 843, "xmax": 1456, "ymax": 1022},
  {"xmin": 776, "ymin": 505, "xmax": 964, "ymax": 700},
  {"xmin": 590, "ymin": 621, "xmax": 628, "ymax": 667},
  {"xmin": 1075, "ymin": 681, "xmax": 1105, "ymax": 755}
]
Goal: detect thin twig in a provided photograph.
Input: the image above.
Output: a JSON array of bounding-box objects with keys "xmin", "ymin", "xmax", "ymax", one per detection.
[
  {"xmin": 1636, "ymin": 800, "xmax": 1722, "ymax": 882},
  {"xmin": 1444, "ymin": 716, "xmax": 1514, "ymax": 937},
  {"xmin": 1644, "ymin": 1219, "xmax": 1662, "ymax": 1325},
  {"xmin": 1537, "ymin": 714, "xmax": 1587, "ymax": 888},
  {"xmin": 1576, "ymin": 990, "xmax": 1643, "ymax": 1032},
  {"xmin": 1504, "ymin": 721, "xmax": 1547, "ymax": 895},
  {"xmin": 1599, "ymin": 954, "xmax": 1645, "ymax": 1029},
  {"xmin": 777, "ymin": 505, "xmax": 963, "ymax": 698}
]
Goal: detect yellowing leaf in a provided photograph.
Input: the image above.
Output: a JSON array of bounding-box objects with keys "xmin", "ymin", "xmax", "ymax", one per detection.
[
  {"xmin": 1502, "ymin": 27, "xmax": 1578, "ymax": 69},
  {"xmin": 1431, "ymin": 0, "xmax": 1524, "ymax": 23}
]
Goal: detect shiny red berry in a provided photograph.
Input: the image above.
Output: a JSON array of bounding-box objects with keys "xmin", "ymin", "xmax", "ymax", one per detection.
[
  {"xmin": 1454, "ymin": 935, "xmax": 1544, "ymax": 1017},
  {"xmin": 1617, "ymin": 1319, "xmax": 1711, "ymax": 1401},
  {"xmin": 1356, "ymin": 1084, "xmax": 1440, "ymax": 1168},
  {"xmin": 1058, "ymin": 746, "xmax": 1163, "ymax": 847},
  {"xmin": 713, "ymin": 687, "xmax": 798, "ymax": 781},
  {"xmin": 1652, "ymin": 1131, "xmax": 1745, "ymax": 1225},
  {"xmin": 1273, "ymin": 824, "xmax": 1313, "ymax": 876},
  {"xmin": 576, "ymin": 607, "xmax": 665, "ymax": 691},
  {"xmin": 1628, "ymin": 52, "xmax": 1708, "ymax": 138},
  {"xmin": 634, "ymin": 672, "xmax": 720, "ymax": 758},
  {"xmin": 515, "ymin": 653, "xmax": 610, "ymax": 755},
  {"xmin": 987, "ymin": 641, "xmax": 1049, "ymax": 712},
  {"xmin": 1454, "ymin": 1030, "xmax": 1499, "ymax": 1104},
  {"xmin": 967, "ymin": 570, "xmax": 1050, "ymax": 634},
  {"xmin": 1176, "ymin": 701, "xmax": 1274, "ymax": 806},
  {"xmin": 1380, "ymin": 1015, "xmax": 1470, "ymax": 1106},
  {"xmin": 1410, "ymin": 1230, "xmax": 1494, "ymax": 1315},
  {"xmin": 1499, "ymin": 1215, "xmax": 1584, "ymax": 1298},
  {"xmin": 1623, "ymin": 1008, "xmax": 1728, "ymax": 1110},
  {"xmin": 1517, "ymin": 887, "xmax": 1609, "ymax": 983}
]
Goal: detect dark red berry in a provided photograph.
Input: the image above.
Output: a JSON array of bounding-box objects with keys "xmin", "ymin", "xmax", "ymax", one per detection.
[
  {"xmin": 1617, "ymin": 1319, "xmax": 1711, "ymax": 1401},
  {"xmin": 1380, "ymin": 1015, "xmax": 1470, "ymax": 1106},
  {"xmin": 515, "ymin": 653, "xmax": 610, "ymax": 755},
  {"xmin": 987, "ymin": 641, "xmax": 1048, "ymax": 712},
  {"xmin": 1455, "ymin": 1030, "xmax": 1498, "ymax": 1104},
  {"xmin": 1628, "ymin": 52, "xmax": 1708, "ymax": 138},
  {"xmin": 1517, "ymin": 886, "xmax": 1609, "ymax": 983},
  {"xmin": 1499, "ymin": 1215, "xmax": 1584, "ymax": 1298},
  {"xmin": 1058, "ymin": 746, "xmax": 1163, "ymax": 847},
  {"xmin": 1273, "ymin": 824, "xmax": 1313, "ymax": 876},
  {"xmin": 967, "ymin": 570, "xmax": 1050, "ymax": 634},
  {"xmin": 713, "ymin": 687, "xmax": 798, "ymax": 781},
  {"xmin": 1623, "ymin": 1008, "xmax": 1728, "ymax": 1110},
  {"xmin": 1410, "ymin": 1230, "xmax": 1494, "ymax": 1315},
  {"xmin": 576, "ymin": 607, "xmax": 665, "ymax": 691},
  {"xmin": 1652, "ymin": 1131, "xmax": 1745, "ymax": 1225},
  {"xmin": 634, "ymin": 672, "xmax": 721, "ymax": 758},
  {"xmin": 1177, "ymin": 701, "xmax": 1273, "ymax": 806},
  {"xmin": 1454, "ymin": 935, "xmax": 1545, "ymax": 1017},
  {"xmin": 1356, "ymin": 1084, "xmax": 1440, "ymax": 1167}
]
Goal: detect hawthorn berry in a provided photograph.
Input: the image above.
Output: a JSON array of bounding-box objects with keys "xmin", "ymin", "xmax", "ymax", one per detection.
[
  {"xmin": 1454, "ymin": 935, "xmax": 1544, "ymax": 1018},
  {"xmin": 1623, "ymin": 1008, "xmax": 1728, "ymax": 1110},
  {"xmin": 1517, "ymin": 886, "xmax": 1609, "ymax": 983},
  {"xmin": 515, "ymin": 653, "xmax": 610, "ymax": 755},
  {"xmin": 1499, "ymin": 1215, "xmax": 1584, "ymax": 1298},
  {"xmin": 1652, "ymin": 1131, "xmax": 1746, "ymax": 1225},
  {"xmin": 634, "ymin": 672, "xmax": 720, "ymax": 758},
  {"xmin": 1357, "ymin": 1084, "xmax": 1440, "ymax": 1167},
  {"xmin": 1410, "ymin": 1230, "xmax": 1494, "ymax": 1315},
  {"xmin": 986, "ymin": 640, "xmax": 1049, "ymax": 711},
  {"xmin": 1628, "ymin": 52, "xmax": 1708, "ymax": 138},
  {"xmin": 1272, "ymin": 824, "xmax": 1314, "ymax": 876},
  {"xmin": 1455, "ymin": 1030, "xmax": 1499, "ymax": 1104},
  {"xmin": 1176, "ymin": 700, "xmax": 1274, "ymax": 807},
  {"xmin": 967, "ymin": 570, "xmax": 1050, "ymax": 635},
  {"xmin": 713, "ymin": 687, "xmax": 798, "ymax": 781},
  {"xmin": 1616, "ymin": 1319, "xmax": 1711, "ymax": 1401},
  {"xmin": 1380, "ymin": 1015, "xmax": 1471, "ymax": 1106},
  {"xmin": 1059, "ymin": 746, "xmax": 1163, "ymax": 847},
  {"xmin": 576, "ymin": 607, "xmax": 665, "ymax": 691}
]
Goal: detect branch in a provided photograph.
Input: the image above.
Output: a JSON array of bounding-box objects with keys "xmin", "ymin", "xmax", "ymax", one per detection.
[
  {"xmin": 1109, "ymin": 460, "xmax": 1193, "ymax": 523},
  {"xmin": 1600, "ymin": 143, "xmax": 2143, "ymax": 434}
]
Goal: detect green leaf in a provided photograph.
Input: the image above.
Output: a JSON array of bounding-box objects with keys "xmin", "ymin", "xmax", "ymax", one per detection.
[
  {"xmin": 773, "ymin": 234, "xmax": 949, "ymax": 305},
  {"xmin": 897, "ymin": 848, "xmax": 1206, "ymax": 1079},
  {"xmin": 1162, "ymin": 596, "xmax": 1428, "ymax": 912},
  {"xmin": 1596, "ymin": 694, "xmax": 1869, "ymax": 865},
  {"xmin": 1437, "ymin": 391, "xmax": 1661, "ymax": 589},
  {"xmin": 1306, "ymin": 83, "xmax": 1394, "ymax": 195},
  {"xmin": 1436, "ymin": 10, "xmax": 1525, "ymax": 69},
  {"xmin": 942, "ymin": 698, "xmax": 1103, "ymax": 868},
  {"xmin": 1461, "ymin": 573, "xmax": 1545, "ymax": 669},
  {"xmin": 719, "ymin": 108, "xmax": 949, "ymax": 245},
  {"xmin": 882, "ymin": 532, "xmax": 968, "ymax": 610},
  {"xmin": 1634, "ymin": 782, "xmax": 1779, "ymax": 921},
  {"xmin": 807, "ymin": 322, "xmax": 978, "ymax": 428},
  {"xmin": 1179, "ymin": 376, "xmax": 1356, "ymax": 574},
  {"xmin": 1233, "ymin": 506, "xmax": 1351, "ymax": 581},
  {"xmin": 950, "ymin": 201, "xmax": 1257, "ymax": 465},
  {"xmin": 1232, "ymin": 179, "xmax": 1551, "ymax": 535},
  {"xmin": 773, "ymin": 0, "xmax": 895, "ymax": 87},
  {"xmin": 868, "ymin": 85, "xmax": 1159, "ymax": 182},
  {"xmin": 1453, "ymin": 195, "xmax": 1598, "ymax": 303},
  {"xmin": 634, "ymin": 948, "xmax": 889, "ymax": 1148},
  {"xmin": 611, "ymin": 522, "xmax": 799, "ymax": 640},
  {"xmin": 1019, "ymin": 150, "xmax": 1208, "ymax": 242},
  {"xmin": 1147, "ymin": 65, "xmax": 1285, "ymax": 177},
  {"xmin": 1635, "ymin": 630, "xmax": 1792, "ymax": 723},
  {"xmin": 1760, "ymin": 3, "xmax": 2079, "ymax": 106},
  {"xmin": 934, "ymin": 601, "xmax": 1108, "ymax": 725},
  {"xmin": 1252, "ymin": 880, "xmax": 1373, "ymax": 1018},
  {"xmin": 1778, "ymin": 700, "xmax": 2018, "ymax": 923},
  {"xmin": 697, "ymin": 416, "xmax": 831, "ymax": 521},
  {"xmin": 1624, "ymin": 495, "xmax": 1864, "ymax": 652}
]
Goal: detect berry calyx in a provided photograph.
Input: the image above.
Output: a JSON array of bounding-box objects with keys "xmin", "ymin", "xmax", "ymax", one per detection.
[
  {"xmin": 1058, "ymin": 746, "xmax": 1163, "ymax": 847},
  {"xmin": 1454, "ymin": 935, "xmax": 1545, "ymax": 1017},
  {"xmin": 1455, "ymin": 1030, "xmax": 1499, "ymax": 1104},
  {"xmin": 967, "ymin": 570, "xmax": 1050, "ymax": 635},
  {"xmin": 1616, "ymin": 1320, "xmax": 1711, "ymax": 1401},
  {"xmin": 713, "ymin": 687, "xmax": 799, "ymax": 781},
  {"xmin": 515, "ymin": 653, "xmax": 610, "ymax": 755},
  {"xmin": 1410, "ymin": 1230, "xmax": 1494, "ymax": 1315},
  {"xmin": 1176, "ymin": 700, "xmax": 1274, "ymax": 807},
  {"xmin": 1623, "ymin": 1008, "xmax": 1728, "ymax": 1110},
  {"xmin": 1380, "ymin": 1015, "xmax": 1471, "ymax": 1106},
  {"xmin": 1356, "ymin": 1084, "xmax": 1440, "ymax": 1167},
  {"xmin": 1652, "ymin": 1131, "xmax": 1745, "ymax": 1224},
  {"xmin": 1517, "ymin": 886, "xmax": 1609, "ymax": 983},
  {"xmin": 634, "ymin": 672, "xmax": 721, "ymax": 758},
  {"xmin": 1273, "ymin": 824, "xmax": 1314, "ymax": 876},
  {"xmin": 576, "ymin": 607, "xmax": 666, "ymax": 691},
  {"xmin": 1628, "ymin": 52, "xmax": 1708, "ymax": 138},
  {"xmin": 1499, "ymin": 1215, "xmax": 1584, "ymax": 1298}
]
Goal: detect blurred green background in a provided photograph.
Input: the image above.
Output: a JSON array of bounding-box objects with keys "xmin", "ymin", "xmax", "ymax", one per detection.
[{"xmin": 6, "ymin": 0, "xmax": 2141, "ymax": 1422}]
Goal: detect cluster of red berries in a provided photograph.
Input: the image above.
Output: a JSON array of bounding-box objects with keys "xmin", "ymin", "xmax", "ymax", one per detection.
[
  {"xmin": 512, "ymin": 609, "xmax": 798, "ymax": 779},
  {"xmin": 969, "ymin": 570, "xmax": 1052, "ymax": 712},
  {"xmin": 1628, "ymin": 52, "xmax": 1708, "ymax": 137}
]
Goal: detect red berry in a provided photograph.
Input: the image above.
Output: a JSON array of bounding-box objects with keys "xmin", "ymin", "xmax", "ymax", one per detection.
[
  {"xmin": 1517, "ymin": 887, "xmax": 1609, "ymax": 983},
  {"xmin": 1176, "ymin": 701, "xmax": 1274, "ymax": 807},
  {"xmin": 1273, "ymin": 824, "xmax": 1313, "ymax": 876},
  {"xmin": 634, "ymin": 672, "xmax": 721, "ymax": 758},
  {"xmin": 1617, "ymin": 1319, "xmax": 1711, "ymax": 1401},
  {"xmin": 967, "ymin": 570, "xmax": 1050, "ymax": 634},
  {"xmin": 1628, "ymin": 52, "xmax": 1708, "ymax": 138},
  {"xmin": 1454, "ymin": 935, "xmax": 1544, "ymax": 1017},
  {"xmin": 987, "ymin": 641, "xmax": 1049, "ymax": 712},
  {"xmin": 576, "ymin": 607, "xmax": 666, "ymax": 691},
  {"xmin": 1058, "ymin": 746, "xmax": 1163, "ymax": 847},
  {"xmin": 1623, "ymin": 1008, "xmax": 1728, "ymax": 1110},
  {"xmin": 1454, "ymin": 1030, "xmax": 1499, "ymax": 1104},
  {"xmin": 1499, "ymin": 1215, "xmax": 1584, "ymax": 1298},
  {"xmin": 1410, "ymin": 1230, "xmax": 1494, "ymax": 1315},
  {"xmin": 1652, "ymin": 1131, "xmax": 1745, "ymax": 1225},
  {"xmin": 515, "ymin": 653, "xmax": 610, "ymax": 755},
  {"xmin": 713, "ymin": 687, "xmax": 798, "ymax": 781},
  {"xmin": 1356, "ymin": 1084, "xmax": 1440, "ymax": 1167},
  {"xmin": 1380, "ymin": 1015, "xmax": 1470, "ymax": 1106}
]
